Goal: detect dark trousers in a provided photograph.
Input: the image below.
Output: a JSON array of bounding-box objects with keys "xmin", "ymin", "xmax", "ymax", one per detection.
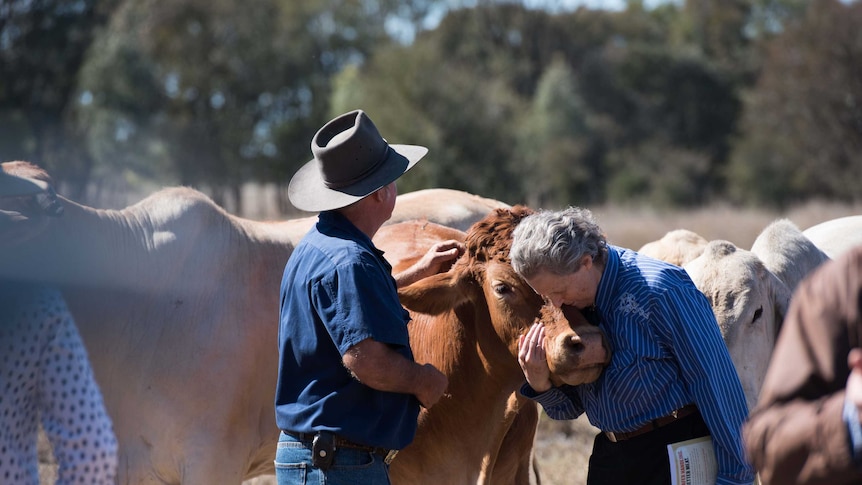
[{"xmin": 586, "ymin": 410, "xmax": 710, "ymax": 485}]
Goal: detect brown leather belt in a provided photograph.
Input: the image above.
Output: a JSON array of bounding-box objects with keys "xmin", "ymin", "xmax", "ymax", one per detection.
[
  {"xmin": 604, "ymin": 404, "xmax": 698, "ymax": 443},
  {"xmin": 284, "ymin": 431, "xmax": 399, "ymax": 465}
]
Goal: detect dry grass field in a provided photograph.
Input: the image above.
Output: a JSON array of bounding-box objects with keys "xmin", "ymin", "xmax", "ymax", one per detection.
[{"xmin": 37, "ymin": 199, "xmax": 862, "ymax": 485}]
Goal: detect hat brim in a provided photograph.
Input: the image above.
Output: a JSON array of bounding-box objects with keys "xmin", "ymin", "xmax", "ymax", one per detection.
[
  {"xmin": 0, "ymin": 172, "xmax": 48, "ymax": 197},
  {"xmin": 288, "ymin": 143, "xmax": 427, "ymax": 212}
]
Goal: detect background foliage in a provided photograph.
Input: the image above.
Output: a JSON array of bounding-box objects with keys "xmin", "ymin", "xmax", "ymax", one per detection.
[{"xmin": 1, "ymin": 0, "xmax": 859, "ymax": 214}]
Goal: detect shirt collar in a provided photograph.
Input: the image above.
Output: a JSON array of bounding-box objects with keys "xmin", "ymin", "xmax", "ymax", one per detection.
[
  {"xmin": 317, "ymin": 210, "xmax": 386, "ymax": 258},
  {"xmin": 595, "ymin": 245, "xmax": 620, "ymax": 314}
]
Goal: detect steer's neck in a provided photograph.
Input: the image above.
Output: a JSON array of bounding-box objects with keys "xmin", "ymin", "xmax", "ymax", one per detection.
[
  {"xmin": 400, "ymin": 310, "xmax": 525, "ymax": 478},
  {"xmin": 4, "ymin": 197, "xmax": 168, "ymax": 291}
]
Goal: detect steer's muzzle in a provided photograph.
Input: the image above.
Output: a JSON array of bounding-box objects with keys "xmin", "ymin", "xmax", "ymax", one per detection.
[{"xmin": 547, "ymin": 326, "xmax": 611, "ymax": 386}]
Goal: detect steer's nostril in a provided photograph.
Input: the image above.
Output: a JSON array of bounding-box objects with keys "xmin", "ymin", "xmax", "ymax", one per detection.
[{"xmin": 564, "ymin": 334, "xmax": 585, "ymax": 353}]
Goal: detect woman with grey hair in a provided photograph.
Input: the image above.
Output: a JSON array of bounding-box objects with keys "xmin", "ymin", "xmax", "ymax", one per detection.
[
  {"xmin": 510, "ymin": 207, "xmax": 754, "ymax": 485},
  {"xmin": 509, "ymin": 206, "xmax": 608, "ymax": 283}
]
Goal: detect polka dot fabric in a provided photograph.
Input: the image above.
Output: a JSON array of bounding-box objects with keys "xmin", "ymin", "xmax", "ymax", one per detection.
[{"xmin": 0, "ymin": 283, "xmax": 117, "ymax": 484}]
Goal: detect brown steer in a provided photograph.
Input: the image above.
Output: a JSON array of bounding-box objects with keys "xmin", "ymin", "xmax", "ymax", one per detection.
[{"xmin": 380, "ymin": 207, "xmax": 610, "ymax": 485}]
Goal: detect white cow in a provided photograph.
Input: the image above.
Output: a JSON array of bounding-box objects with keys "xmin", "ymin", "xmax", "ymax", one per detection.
[
  {"xmin": 802, "ymin": 214, "xmax": 862, "ymax": 259},
  {"xmin": 751, "ymin": 219, "xmax": 830, "ymax": 292},
  {"xmin": 684, "ymin": 240, "xmax": 788, "ymax": 411},
  {"xmin": 637, "ymin": 229, "xmax": 708, "ymax": 266},
  {"xmin": 0, "ymin": 161, "xmax": 511, "ymax": 484},
  {"xmin": 683, "ymin": 219, "xmax": 828, "ymax": 410}
]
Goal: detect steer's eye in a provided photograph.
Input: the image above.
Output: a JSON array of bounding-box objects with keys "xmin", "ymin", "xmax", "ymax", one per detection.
[
  {"xmin": 493, "ymin": 283, "xmax": 512, "ymax": 296},
  {"xmin": 752, "ymin": 306, "xmax": 763, "ymax": 324}
]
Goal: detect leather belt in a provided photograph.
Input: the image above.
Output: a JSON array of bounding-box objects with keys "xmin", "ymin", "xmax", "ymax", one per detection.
[
  {"xmin": 283, "ymin": 431, "xmax": 399, "ymax": 465},
  {"xmin": 604, "ymin": 404, "xmax": 698, "ymax": 443}
]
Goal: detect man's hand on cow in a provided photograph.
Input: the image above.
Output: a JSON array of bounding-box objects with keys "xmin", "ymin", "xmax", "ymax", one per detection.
[
  {"xmin": 847, "ymin": 348, "xmax": 862, "ymax": 418},
  {"xmin": 417, "ymin": 240, "xmax": 465, "ymax": 275},
  {"xmin": 414, "ymin": 363, "xmax": 449, "ymax": 409},
  {"xmin": 518, "ymin": 322, "xmax": 552, "ymax": 393},
  {"xmin": 395, "ymin": 240, "xmax": 465, "ymax": 288}
]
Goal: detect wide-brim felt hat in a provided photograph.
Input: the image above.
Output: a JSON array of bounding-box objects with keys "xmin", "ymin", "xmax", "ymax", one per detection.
[
  {"xmin": 288, "ymin": 109, "xmax": 428, "ymax": 212},
  {"xmin": 0, "ymin": 169, "xmax": 47, "ymax": 197}
]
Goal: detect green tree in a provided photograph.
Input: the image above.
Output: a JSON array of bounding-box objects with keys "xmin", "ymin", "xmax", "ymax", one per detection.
[
  {"xmin": 330, "ymin": 5, "xmax": 564, "ymax": 202},
  {"xmin": 330, "ymin": 2, "xmax": 752, "ymax": 208},
  {"xmin": 0, "ymin": 0, "xmax": 118, "ymax": 196},
  {"xmin": 74, "ymin": 2, "xmax": 171, "ymax": 189},
  {"xmin": 517, "ymin": 56, "xmax": 595, "ymax": 208},
  {"xmin": 675, "ymin": 0, "xmax": 806, "ymax": 79},
  {"xmin": 74, "ymin": 0, "xmax": 438, "ymax": 210},
  {"xmin": 578, "ymin": 40, "xmax": 740, "ymax": 205},
  {"xmin": 606, "ymin": 138, "xmax": 710, "ymax": 207},
  {"xmin": 728, "ymin": 0, "xmax": 862, "ymax": 208}
]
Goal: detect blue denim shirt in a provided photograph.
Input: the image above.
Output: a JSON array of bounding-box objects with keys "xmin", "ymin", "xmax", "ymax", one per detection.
[{"xmin": 274, "ymin": 211, "xmax": 418, "ymax": 450}]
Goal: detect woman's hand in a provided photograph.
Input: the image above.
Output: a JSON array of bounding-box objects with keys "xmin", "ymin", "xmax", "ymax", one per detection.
[{"xmin": 518, "ymin": 322, "xmax": 552, "ymax": 393}]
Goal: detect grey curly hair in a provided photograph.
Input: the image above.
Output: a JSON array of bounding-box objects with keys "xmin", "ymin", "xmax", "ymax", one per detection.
[{"xmin": 509, "ymin": 206, "xmax": 608, "ymax": 279}]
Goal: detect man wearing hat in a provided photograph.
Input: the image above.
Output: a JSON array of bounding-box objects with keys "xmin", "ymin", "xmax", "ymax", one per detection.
[
  {"xmin": 0, "ymin": 167, "xmax": 118, "ymax": 484},
  {"xmin": 274, "ymin": 110, "xmax": 462, "ymax": 483}
]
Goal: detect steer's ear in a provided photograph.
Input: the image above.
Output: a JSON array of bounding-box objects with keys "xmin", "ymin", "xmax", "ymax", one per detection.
[
  {"xmin": 766, "ymin": 269, "xmax": 792, "ymax": 335},
  {"xmin": 398, "ymin": 271, "xmax": 470, "ymax": 315}
]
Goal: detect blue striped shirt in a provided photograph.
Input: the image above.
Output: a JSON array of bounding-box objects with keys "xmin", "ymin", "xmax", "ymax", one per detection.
[{"xmin": 523, "ymin": 245, "xmax": 754, "ymax": 485}]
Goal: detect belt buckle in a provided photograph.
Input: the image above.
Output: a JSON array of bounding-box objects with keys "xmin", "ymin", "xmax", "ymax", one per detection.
[
  {"xmin": 605, "ymin": 431, "xmax": 618, "ymax": 443},
  {"xmin": 384, "ymin": 449, "xmax": 399, "ymax": 465}
]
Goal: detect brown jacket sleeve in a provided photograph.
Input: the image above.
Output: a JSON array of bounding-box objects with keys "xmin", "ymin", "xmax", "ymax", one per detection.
[{"xmin": 743, "ymin": 245, "xmax": 862, "ymax": 485}]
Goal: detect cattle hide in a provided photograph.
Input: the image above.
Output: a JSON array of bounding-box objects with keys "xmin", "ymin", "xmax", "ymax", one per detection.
[{"xmin": 0, "ymin": 161, "xmax": 517, "ymax": 484}]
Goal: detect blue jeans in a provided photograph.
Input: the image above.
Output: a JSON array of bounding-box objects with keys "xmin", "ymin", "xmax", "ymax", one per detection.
[{"xmin": 275, "ymin": 431, "xmax": 391, "ymax": 485}]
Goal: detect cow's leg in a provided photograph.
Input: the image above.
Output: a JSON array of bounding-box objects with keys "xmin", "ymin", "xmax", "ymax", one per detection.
[{"xmin": 485, "ymin": 393, "xmax": 540, "ymax": 485}]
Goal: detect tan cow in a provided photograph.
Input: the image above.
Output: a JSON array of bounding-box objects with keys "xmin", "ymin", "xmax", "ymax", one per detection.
[
  {"xmin": 387, "ymin": 187, "xmax": 512, "ymax": 231},
  {"xmin": 802, "ymin": 214, "xmax": 862, "ymax": 259},
  {"xmin": 637, "ymin": 229, "xmax": 708, "ymax": 267},
  {"xmin": 1, "ymin": 161, "xmax": 598, "ymax": 484},
  {"xmin": 1, "ymin": 162, "xmax": 305, "ymax": 483},
  {"xmin": 286, "ymin": 187, "xmax": 512, "ymax": 238},
  {"xmin": 385, "ymin": 207, "xmax": 610, "ymax": 485}
]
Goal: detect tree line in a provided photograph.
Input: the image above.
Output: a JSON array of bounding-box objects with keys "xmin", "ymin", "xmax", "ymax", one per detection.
[{"xmin": 1, "ymin": 0, "xmax": 859, "ymax": 214}]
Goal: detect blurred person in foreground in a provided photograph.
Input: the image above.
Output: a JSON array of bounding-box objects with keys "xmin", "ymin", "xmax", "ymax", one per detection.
[
  {"xmin": 0, "ymin": 168, "xmax": 118, "ymax": 484},
  {"xmin": 274, "ymin": 109, "xmax": 462, "ymax": 484},
  {"xmin": 744, "ymin": 244, "xmax": 862, "ymax": 485},
  {"xmin": 510, "ymin": 206, "xmax": 755, "ymax": 485}
]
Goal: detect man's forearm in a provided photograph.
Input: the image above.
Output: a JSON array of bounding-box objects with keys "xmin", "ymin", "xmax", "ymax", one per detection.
[{"xmin": 344, "ymin": 338, "xmax": 422, "ymax": 393}]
